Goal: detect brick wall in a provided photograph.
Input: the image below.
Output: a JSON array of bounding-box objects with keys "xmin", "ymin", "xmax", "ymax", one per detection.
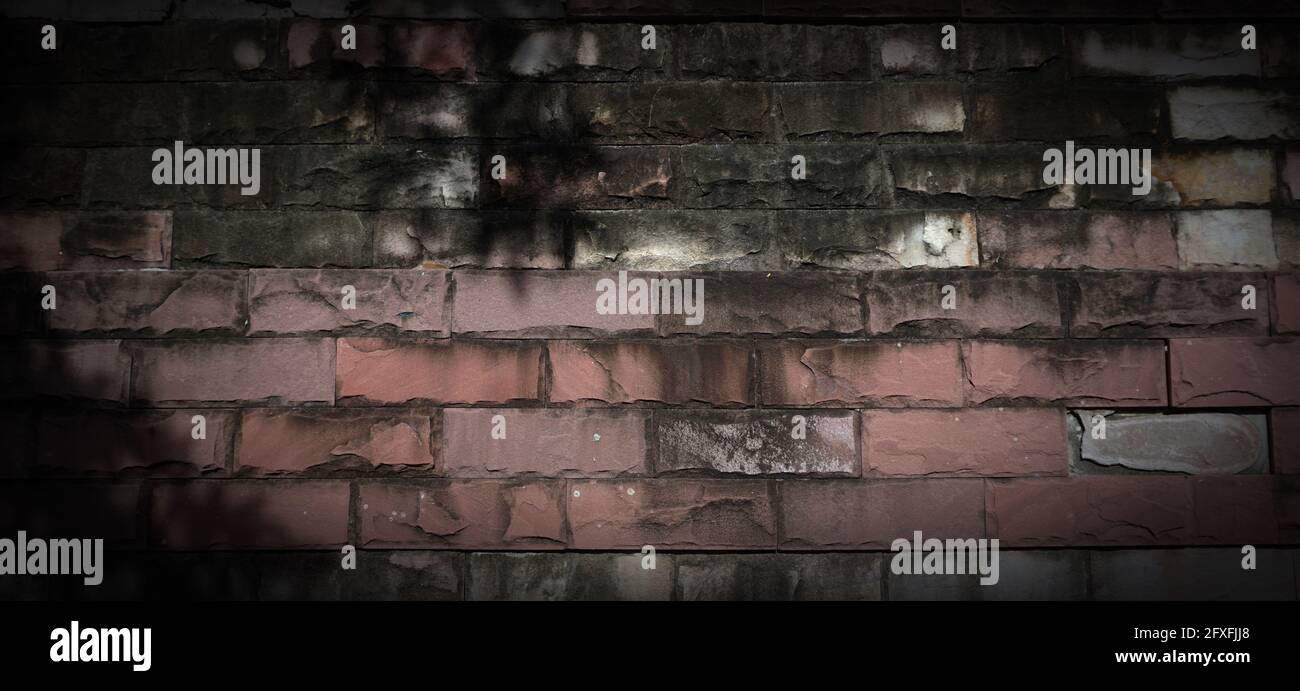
[{"xmin": 2, "ymin": 0, "xmax": 1299, "ymax": 600}]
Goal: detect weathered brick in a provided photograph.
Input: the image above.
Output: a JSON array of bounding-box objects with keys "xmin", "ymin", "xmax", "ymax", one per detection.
[
  {"xmin": 759, "ymin": 340, "xmax": 963, "ymax": 407},
  {"xmin": 469, "ymin": 553, "xmax": 673, "ymax": 601},
  {"xmin": 887, "ymin": 551, "xmax": 1088, "ymax": 601},
  {"xmin": 360, "ymin": 480, "xmax": 566, "ymax": 549},
  {"xmin": 1175, "ymin": 210, "xmax": 1277, "ymax": 270},
  {"xmin": 152, "ymin": 481, "xmax": 350, "ymax": 549},
  {"xmin": 480, "ymin": 146, "xmax": 676, "ymax": 209},
  {"xmin": 0, "ymin": 1, "xmax": 171, "ymax": 22},
  {"xmin": 677, "ymin": 553, "xmax": 882, "ymax": 600},
  {"xmin": 1092, "ymin": 548, "xmax": 1295, "ymax": 600},
  {"xmin": 680, "ymin": 144, "xmax": 889, "ymax": 208},
  {"xmin": 988, "ymin": 476, "xmax": 1193, "ymax": 546},
  {"xmin": 656, "ymin": 410, "xmax": 857, "ymax": 476},
  {"xmin": 1273, "ymin": 273, "xmax": 1300, "ymax": 333},
  {"xmin": 0, "ymin": 212, "xmax": 62, "ymax": 271},
  {"xmin": 131, "ymin": 338, "xmax": 335, "ymax": 406},
  {"xmin": 1068, "ymin": 25, "xmax": 1259, "ymax": 78},
  {"xmin": 60, "ymin": 212, "xmax": 172, "ymax": 270},
  {"xmin": 1191, "ymin": 476, "xmax": 1280, "ymax": 543},
  {"xmin": 781, "ymin": 479, "xmax": 985, "ymax": 549},
  {"xmin": 778, "ymin": 83, "xmax": 964, "ymax": 139},
  {"xmin": 443, "ymin": 408, "xmax": 647, "ymax": 476},
  {"xmin": 968, "ymin": 88, "xmax": 1159, "ymax": 142},
  {"xmin": 875, "ymin": 24, "xmax": 1062, "ymax": 76},
  {"xmin": 0, "ymin": 483, "xmax": 140, "ymax": 546},
  {"xmin": 174, "ymin": 210, "xmax": 372, "ymax": 268},
  {"xmin": 1286, "ymin": 149, "xmax": 1300, "ymax": 204},
  {"xmin": 1157, "ymin": 0, "xmax": 1300, "ymax": 18},
  {"xmin": 1277, "ymin": 212, "xmax": 1300, "ymax": 267},
  {"xmin": 374, "ymin": 210, "xmax": 565, "ymax": 270},
  {"xmin": 477, "ymin": 23, "xmax": 668, "ymax": 81},
  {"xmin": 1169, "ymin": 337, "xmax": 1300, "ymax": 406},
  {"xmin": 1273, "ymin": 408, "xmax": 1300, "ymax": 474},
  {"xmin": 568, "ymin": 0, "xmax": 761, "ymax": 18},
  {"xmin": 962, "ymin": 0, "xmax": 1154, "ymax": 17},
  {"xmin": 249, "ymin": 269, "xmax": 447, "ymax": 335},
  {"xmin": 1073, "ymin": 411, "xmax": 1268, "ymax": 474},
  {"xmin": 38, "ymin": 410, "xmax": 234, "ymax": 475},
  {"xmin": 1263, "ymin": 27, "xmax": 1300, "ymax": 78},
  {"xmin": 774, "ymin": 211, "xmax": 978, "ymax": 270},
  {"xmin": 865, "ymin": 270, "xmax": 1063, "ymax": 337},
  {"xmin": 568, "ymin": 479, "xmax": 776, "ymax": 549},
  {"xmin": 0, "ymin": 273, "xmax": 40, "ymax": 335},
  {"xmin": 571, "ymin": 83, "xmax": 774, "ymax": 143},
  {"xmin": 0, "ymin": 147, "xmax": 83, "ymax": 207},
  {"xmin": 572, "ymin": 210, "xmax": 773, "ymax": 270},
  {"xmin": 378, "ymin": 83, "xmax": 570, "ymax": 141},
  {"xmin": 0, "ymin": 340, "xmax": 130, "ymax": 402},
  {"xmin": 678, "ymin": 24, "xmax": 871, "ymax": 80},
  {"xmin": 46, "ymin": 271, "xmax": 247, "ymax": 336},
  {"xmin": 889, "ymin": 147, "xmax": 1057, "ymax": 202},
  {"xmin": 1071, "ymin": 272, "xmax": 1269, "ymax": 337},
  {"xmin": 658, "ymin": 271, "xmax": 862, "ymax": 336},
  {"xmin": 963, "ymin": 340, "xmax": 1167, "ymax": 406},
  {"xmin": 373, "ymin": 0, "xmax": 563, "ymax": 19},
  {"xmin": 258, "ymin": 551, "xmax": 463, "ymax": 601},
  {"xmin": 336, "ymin": 338, "xmax": 542, "ymax": 405},
  {"xmin": 1170, "ymin": 87, "xmax": 1299, "ymax": 141},
  {"xmin": 387, "ymin": 23, "xmax": 476, "ymax": 77},
  {"xmin": 549, "ymin": 340, "xmax": 752, "ymax": 405},
  {"xmin": 1148, "ymin": 149, "xmax": 1275, "ymax": 206},
  {"xmin": 979, "ymin": 212, "xmax": 1180, "ymax": 270},
  {"xmin": 236, "ymin": 408, "xmax": 436, "ymax": 475},
  {"xmin": 452, "ymin": 270, "xmax": 655, "ymax": 338},
  {"xmin": 863, "ymin": 409, "xmax": 1066, "ymax": 477},
  {"xmin": 273, "ymin": 146, "xmax": 478, "ymax": 209},
  {"xmin": 287, "ymin": 20, "xmax": 385, "ymax": 71}
]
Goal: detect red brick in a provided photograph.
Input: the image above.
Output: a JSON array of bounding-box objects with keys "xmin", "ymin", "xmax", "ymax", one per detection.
[
  {"xmin": 249, "ymin": 269, "xmax": 448, "ymax": 335},
  {"xmin": 152, "ymin": 481, "xmax": 350, "ymax": 549},
  {"xmin": 0, "ymin": 340, "xmax": 130, "ymax": 402},
  {"xmin": 443, "ymin": 409, "xmax": 647, "ymax": 476},
  {"xmin": 60, "ymin": 211, "xmax": 171, "ymax": 270},
  {"xmin": 1273, "ymin": 273, "xmax": 1300, "ymax": 333},
  {"xmin": 237, "ymin": 408, "xmax": 436, "ymax": 475},
  {"xmin": 131, "ymin": 338, "xmax": 335, "ymax": 406},
  {"xmin": 0, "ymin": 483, "xmax": 141, "ymax": 546},
  {"xmin": 336, "ymin": 338, "xmax": 542, "ymax": 404},
  {"xmin": 360, "ymin": 480, "xmax": 565, "ymax": 549},
  {"xmin": 1191, "ymin": 476, "xmax": 1280, "ymax": 544},
  {"xmin": 387, "ymin": 24, "xmax": 475, "ymax": 78},
  {"xmin": 1274, "ymin": 408, "xmax": 1300, "ymax": 474},
  {"xmin": 0, "ymin": 212, "xmax": 62, "ymax": 270},
  {"xmin": 1170, "ymin": 337, "xmax": 1300, "ymax": 406},
  {"xmin": 865, "ymin": 271, "xmax": 1062, "ymax": 337},
  {"xmin": 567, "ymin": 479, "xmax": 776, "ymax": 549},
  {"xmin": 46, "ymin": 271, "xmax": 246, "ymax": 335},
  {"xmin": 963, "ymin": 340, "xmax": 1167, "ymax": 406},
  {"xmin": 988, "ymin": 477, "xmax": 1193, "ymax": 547},
  {"xmin": 549, "ymin": 340, "xmax": 751, "ymax": 405},
  {"xmin": 1072, "ymin": 272, "xmax": 1269, "ymax": 338},
  {"xmin": 863, "ymin": 409, "xmax": 1067, "ymax": 477},
  {"xmin": 780, "ymin": 479, "xmax": 985, "ymax": 549},
  {"xmin": 287, "ymin": 21, "xmax": 385, "ymax": 70},
  {"xmin": 452, "ymin": 270, "xmax": 655, "ymax": 338},
  {"xmin": 758, "ymin": 341, "xmax": 962, "ymax": 407},
  {"xmin": 659, "ymin": 271, "xmax": 863, "ymax": 337},
  {"xmin": 978, "ymin": 212, "xmax": 1179, "ymax": 270},
  {"xmin": 38, "ymin": 410, "xmax": 234, "ymax": 475}
]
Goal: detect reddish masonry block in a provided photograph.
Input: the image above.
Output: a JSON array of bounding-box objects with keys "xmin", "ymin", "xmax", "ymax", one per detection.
[
  {"xmin": 658, "ymin": 271, "xmax": 863, "ymax": 337},
  {"xmin": 387, "ymin": 24, "xmax": 475, "ymax": 78},
  {"xmin": 443, "ymin": 408, "xmax": 647, "ymax": 476},
  {"xmin": 567, "ymin": 479, "xmax": 776, "ymax": 550},
  {"xmin": 1273, "ymin": 273, "xmax": 1300, "ymax": 333},
  {"xmin": 336, "ymin": 338, "xmax": 542, "ymax": 404},
  {"xmin": 452, "ymin": 270, "xmax": 655, "ymax": 338},
  {"xmin": 548, "ymin": 340, "xmax": 752, "ymax": 405},
  {"xmin": 46, "ymin": 271, "xmax": 246, "ymax": 335},
  {"xmin": 1191, "ymin": 476, "xmax": 1280, "ymax": 544},
  {"xmin": 780, "ymin": 479, "xmax": 985, "ymax": 549},
  {"xmin": 249, "ymin": 269, "xmax": 448, "ymax": 335},
  {"xmin": 862, "ymin": 408, "xmax": 1067, "ymax": 477},
  {"xmin": 963, "ymin": 340, "xmax": 1167, "ymax": 406},
  {"xmin": 977, "ymin": 212, "xmax": 1179, "ymax": 270},
  {"xmin": 0, "ymin": 212, "xmax": 63, "ymax": 270},
  {"xmin": 1274, "ymin": 408, "xmax": 1300, "ymax": 474},
  {"xmin": 288, "ymin": 21, "xmax": 385, "ymax": 69},
  {"xmin": 132, "ymin": 339, "xmax": 335, "ymax": 406},
  {"xmin": 38, "ymin": 410, "xmax": 234, "ymax": 475},
  {"xmin": 1072, "ymin": 272, "xmax": 1269, "ymax": 338},
  {"xmin": 237, "ymin": 408, "xmax": 436, "ymax": 475},
  {"xmin": 758, "ymin": 341, "xmax": 963, "ymax": 407},
  {"xmin": 1170, "ymin": 337, "xmax": 1300, "ymax": 406},
  {"xmin": 864, "ymin": 271, "xmax": 1063, "ymax": 337},
  {"xmin": 60, "ymin": 211, "xmax": 171, "ymax": 270},
  {"xmin": 152, "ymin": 481, "xmax": 350, "ymax": 549},
  {"xmin": 987, "ymin": 477, "xmax": 1194, "ymax": 547},
  {"xmin": 0, "ymin": 340, "xmax": 131, "ymax": 402},
  {"xmin": 360, "ymin": 480, "xmax": 566, "ymax": 549}
]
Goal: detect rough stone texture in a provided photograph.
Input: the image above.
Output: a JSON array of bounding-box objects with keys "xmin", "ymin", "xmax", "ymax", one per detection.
[
  {"xmin": 978, "ymin": 212, "xmax": 1179, "ymax": 270},
  {"xmin": 759, "ymin": 340, "xmax": 963, "ymax": 407},
  {"xmin": 567, "ymin": 479, "xmax": 776, "ymax": 549},
  {"xmin": 258, "ymin": 551, "xmax": 463, "ymax": 601},
  {"xmin": 778, "ymin": 83, "xmax": 965, "ymax": 138},
  {"xmin": 1149, "ymin": 149, "xmax": 1275, "ymax": 206},
  {"xmin": 968, "ymin": 88, "xmax": 1160, "ymax": 142},
  {"xmin": 887, "ymin": 551, "xmax": 1089, "ymax": 601},
  {"xmin": 656, "ymin": 410, "xmax": 857, "ymax": 476},
  {"xmin": 175, "ymin": 210, "xmax": 373, "ymax": 268},
  {"xmin": 452, "ymin": 270, "xmax": 656, "ymax": 338},
  {"xmin": 889, "ymin": 147, "xmax": 1056, "ymax": 201},
  {"xmin": 987, "ymin": 476, "xmax": 1194, "ymax": 546},
  {"xmin": 1273, "ymin": 408, "xmax": 1300, "ymax": 474},
  {"xmin": 336, "ymin": 338, "xmax": 542, "ymax": 405},
  {"xmin": 131, "ymin": 338, "xmax": 335, "ymax": 406},
  {"xmin": 863, "ymin": 408, "xmax": 1067, "ymax": 477},
  {"xmin": 249, "ymin": 269, "xmax": 448, "ymax": 335},
  {"xmin": 236, "ymin": 409, "xmax": 437, "ymax": 475},
  {"xmin": 1070, "ymin": 272, "xmax": 1270, "ymax": 337},
  {"xmin": 963, "ymin": 340, "xmax": 1168, "ymax": 406},
  {"xmin": 480, "ymin": 146, "xmax": 676, "ymax": 210},
  {"xmin": 1277, "ymin": 213, "xmax": 1300, "ymax": 267},
  {"xmin": 1091, "ymin": 548, "xmax": 1295, "ymax": 600},
  {"xmin": 572, "ymin": 210, "xmax": 773, "ymax": 270},
  {"xmin": 273, "ymin": 146, "xmax": 479, "ymax": 209},
  {"xmin": 658, "ymin": 271, "xmax": 862, "ymax": 336},
  {"xmin": 379, "ymin": 83, "xmax": 570, "ymax": 141},
  {"xmin": 478, "ymin": 23, "xmax": 669, "ymax": 81},
  {"xmin": 571, "ymin": 83, "xmax": 774, "ymax": 143},
  {"xmin": 1191, "ymin": 475, "xmax": 1282, "ymax": 543},
  {"xmin": 773, "ymin": 211, "xmax": 979, "ymax": 270},
  {"xmin": 469, "ymin": 552, "xmax": 673, "ymax": 600},
  {"xmin": 1170, "ymin": 337, "xmax": 1300, "ymax": 406},
  {"xmin": 1074, "ymin": 411, "xmax": 1268, "ymax": 474},
  {"xmin": 680, "ymin": 144, "xmax": 889, "ymax": 208},
  {"xmin": 1, "ymin": 211, "xmax": 173, "ymax": 271},
  {"xmin": 781, "ymin": 479, "xmax": 985, "ymax": 549},
  {"xmin": 1273, "ymin": 273, "xmax": 1300, "ymax": 333},
  {"xmin": 1176, "ymin": 210, "xmax": 1278, "ymax": 270},
  {"xmin": 1068, "ymin": 25, "xmax": 1259, "ymax": 78},
  {"xmin": 677, "ymin": 553, "xmax": 882, "ymax": 600},
  {"xmin": 442, "ymin": 408, "xmax": 647, "ymax": 476},
  {"xmin": 38, "ymin": 410, "xmax": 235, "ymax": 475},
  {"xmin": 46, "ymin": 271, "xmax": 247, "ymax": 336},
  {"xmin": 548, "ymin": 340, "xmax": 752, "ymax": 405},
  {"xmin": 679, "ymin": 24, "xmax": 872, "ymax": 80},
  {"xmin": 864, "ymin": 270, "xmax": 1063, "ymax": 337},
  {"xmin": 374, "ymin": 210, "xmax": 566, "ymax": 270},
  {"xmin": 0, "ymin": 340, "xmax": 131, "ymax": 402},
  {"xmin": 875, "ymin": 24, "xmax": 1062, "ymax": 76},
  {"xmin": 151, "ymin": 481, "xmax": 350, "ymax": 549},
  {"xmin": 1169, "ymin": 87, "xmax": 1299, "ymax": 140},
  {"xmin": 1286, "ymin": 149, "xmax": 1300, "ymax": 203},
  {"xmin": 0, "ymin": 483, "xmax": 141, "ymax": 547},
  {"xmin": 360, "ymin": 480, "xmax": 566, "ymax": 549}
]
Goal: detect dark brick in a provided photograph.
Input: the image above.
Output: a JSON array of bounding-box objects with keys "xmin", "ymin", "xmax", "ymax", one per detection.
[
  {"xmin": 571, "ymin": 82, "xmax": 774, "ymax": 143},
  {"xmin": 657, "ymin": 271, "xmax": 863, "ymax": 337},
  {"xmin": 468, "ymin": 553, "xmax": 672, "ymax": 600},
  {"xmin": 680, "ymin": 144, "xmax": 889, "ymax": 209},
  {"xmin": 477, "ymin": 23, "xmax": 669, "ymax": 81},
  {"xmin": 38, "ymin": 410, "xmax": 235, "ymax": 476},
  {"xmin": 174, "ymin": 210, "xmax": 372, "ymax": 268},
  {"xmin": 677, "ymin": 553, "xmax": 882, "ymax": 600},
  {"xmin": 864, "ymin": 270, "xmax": 1063, "ymax": 337},
  {"xmin": 480, "ymin": 146, "xmax": 676, "ymax": 209},
  {"xmin": 656, "ymin": 409, "xmax": 857, "ymax": 476},
  {"xmin": 1071, "ymin": 272, "xmax": 1269, "ymax": 337},
  {"xmin": 968, "ymin": 88, "xmax": 1160, "ymax": 142},
  {"xmin": 778, "ymin": 83, "xmax": 964, "ymax": 139},
  {"xmin": 130, "ymin": 338, "xmax": 335, "ymax": 406},
  {"xmin": 678, "ymin": 24, "xmax": 872, "ymax": 80},
  {"xmin": 374, "ymin": 210, "xmax": 566, "ymax": 269}
]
